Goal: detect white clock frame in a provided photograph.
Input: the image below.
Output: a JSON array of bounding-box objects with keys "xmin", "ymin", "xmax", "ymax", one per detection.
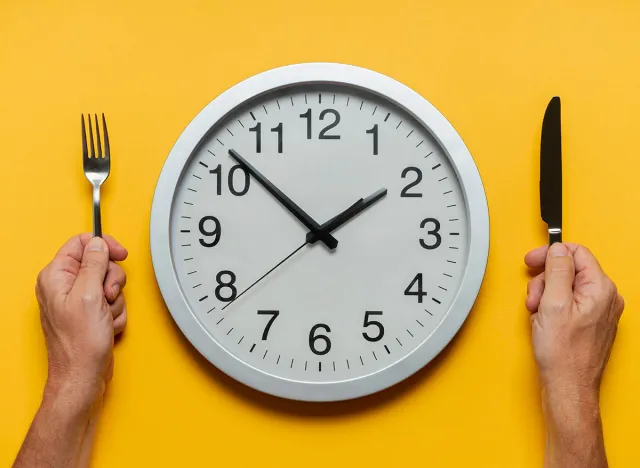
[{"xmin": 150, "ymin": 63, "xmax": 489, "ymax": 401}]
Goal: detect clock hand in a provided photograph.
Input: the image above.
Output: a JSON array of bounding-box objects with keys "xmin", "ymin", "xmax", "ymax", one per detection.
[
  {"xmin": 306, "ymin": 188, "xmax": 387, "ymax": 244},
  {"xmin": 228, "ymin": 149, "xmax": 338, "ymax": 250},
  {"xmin": 221, "ymin": 197, "xmax": 373, "ymax": 310},
  {"xmin": 222, "ymin": 241, "xmax": 308, "ymax": 310}
]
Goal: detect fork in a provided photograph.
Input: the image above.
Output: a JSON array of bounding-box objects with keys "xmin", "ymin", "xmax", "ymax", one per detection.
[{"xmin": 81, "ymin": 114, "xmax": 110, "ymax": 238}]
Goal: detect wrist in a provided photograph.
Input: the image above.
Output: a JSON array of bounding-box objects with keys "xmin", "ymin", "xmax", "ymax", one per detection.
[{"xmin": 43, "ymin": 376, "xmax": 104, "ymax": 417}]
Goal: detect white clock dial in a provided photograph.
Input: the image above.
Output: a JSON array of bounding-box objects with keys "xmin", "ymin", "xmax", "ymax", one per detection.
[{"xmin": 151, "ymin": 63, "xmax": 489, "ymax": 401}]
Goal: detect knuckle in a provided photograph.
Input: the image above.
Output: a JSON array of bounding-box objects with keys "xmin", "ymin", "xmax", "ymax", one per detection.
[
  {"xmin": 81, "ymin": 292, "xmax": 103, "ymax": 307},
  {"xmin": 81, "ymin": 257, "xmax": 103, "ymax": 271}
]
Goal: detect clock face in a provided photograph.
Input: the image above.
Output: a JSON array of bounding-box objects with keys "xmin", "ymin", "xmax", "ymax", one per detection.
[{"xmin": 151, "ymin": 63, "xmax": 489, "ymax": 401}]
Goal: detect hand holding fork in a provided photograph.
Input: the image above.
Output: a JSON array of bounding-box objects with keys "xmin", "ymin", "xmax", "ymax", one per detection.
[{"xmin": 82, "ymin": 114, "xmax": 110, "ymax": 237}]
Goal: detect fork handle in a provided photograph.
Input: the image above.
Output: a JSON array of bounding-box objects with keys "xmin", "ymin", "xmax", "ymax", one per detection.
[{"xmin": 92, "ymin": 184, "xmax": 102, "ymax": 238}]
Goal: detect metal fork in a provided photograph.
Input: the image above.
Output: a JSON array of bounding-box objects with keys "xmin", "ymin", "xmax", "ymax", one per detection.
[{"xmin": 81, "ymin": 114, "xmax": 110, "ymax": 238}]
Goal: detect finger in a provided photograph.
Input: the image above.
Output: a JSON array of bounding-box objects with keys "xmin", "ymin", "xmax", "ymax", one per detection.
[
  {"xmin": 72, "ymin": 238, "xmax": 110, "ymax": 300},
  {"xmin": 113, "ymin": 307, "xmax": 127, "ymax": 335},
  {"xmin": 526, "ymin": 242, "xmax": 603, "ymax": 275},
  {"xmin": 55, "ymin": 233, "xmax": 128, "ymax": 263},
  {"xmin": 540, "ymin": 243, "xmax": 575, "ymax": 312},
  {"xmin": 616, "ymin": 294, "xmax": 625, "ymax": 318},
  {"xmin": 110, "ymin": 294, "xmax": 126, "ymax": 320},
  {"xmin": 104, "ymin": 262, "xmax": 127, "ymax": 302},
  {"xmin": 526, "ymin": 272, "xmax": 545, "ymax": 313},
  {"xmin": 525, "ymin": 245, "xmax": 549, "ymax": 269}
]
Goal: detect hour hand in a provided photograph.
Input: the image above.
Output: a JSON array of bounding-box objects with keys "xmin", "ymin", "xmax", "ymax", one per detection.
[
  {"xmin": 228, "ymin": 149, "xmax": 338, "ymax": 249},
  {"xmin": 307, "ymin": 188, "xmax": 387, "ymax": 244}
]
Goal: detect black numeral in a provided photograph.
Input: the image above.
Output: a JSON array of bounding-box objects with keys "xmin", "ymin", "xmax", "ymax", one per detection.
[
  {"xmin": 309, "ymin": 324, "xmax": 331, "ymax": 355},
  {"xmin": 215, "ymin": 270, "xmax": 237, "ymax": 302},
  {"xmin": 257, "ymin": 310, "xmax": 279, "ymax": 340},
  {"xmin": 400, "ymin": 167, "xmax": 422, "ymax": 197},
  {"xmin": 299, "ymin": 109, "xmax": 341, "ymax": 140},
  {"xmin": 211, "ymin": 164, "xmax": 250, "ymax": 196},
  {"xmin": 362, "ymin": 311, "xmax": 384, "ymax": 342},
  {"xmin": 271, "ymin": 123, "xmax": 283, "ymax": 153},
  {"xmin": 366, "ymin": 124, "xmax": 378, "ymax": 155},
  {"xmin": 228, "ymin": 165, "xmax": 250, "ymax": 196},
  {"xmin": 249, "ymin": 122, "xmax": 283, "ymax": 153},
  {"xmin": 404, "ymin": 273, "xmax": 427, "ymax": 303},
  {"xmin": 319, "ymin": 109, "xmax": 341, "ymax": 139},
  {"xmin": 299, "ymin": 109, "xmax": 312, "ymax": 139},
  {"xmin": 420, "ymin": 218, "xmax": 442, "ymax": 250},
  {"xmin": 249, "ymin": 122, "xmax": 261, "ymax": 153},
  {"xmin": 198, "ymin": 216, "xmax": 221, "ymax": 247}
]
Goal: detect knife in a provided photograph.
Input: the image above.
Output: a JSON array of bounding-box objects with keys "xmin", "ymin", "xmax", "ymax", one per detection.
[{"xmin": 540, "ymin": 96, "xmax": 562, "ymax": 245}]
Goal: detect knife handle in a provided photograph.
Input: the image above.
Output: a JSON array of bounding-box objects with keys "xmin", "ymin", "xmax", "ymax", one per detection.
[{"xmin": 549, "ymin": 229, "xmax": 562, "ymax": 245}]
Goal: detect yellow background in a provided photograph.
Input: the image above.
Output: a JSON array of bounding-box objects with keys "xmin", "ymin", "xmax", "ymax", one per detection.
[{"xmin": 1, "ymin": 1, "xmax": 639, "ymax": 466}]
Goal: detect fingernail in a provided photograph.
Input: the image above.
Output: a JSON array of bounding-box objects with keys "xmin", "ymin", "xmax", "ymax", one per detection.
[
  {"xmin": 88, "ymin": 237, "xmax": 107, "ymax": 252},
  {"xmin": 112, "ymin": 284, "xmax": 120, "ymax": 299},
  {"xmin": 550, "ymin": 243, "xmax": 567, "ymax": 257}
]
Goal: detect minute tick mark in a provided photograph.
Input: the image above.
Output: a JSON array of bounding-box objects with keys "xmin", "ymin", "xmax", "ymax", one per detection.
[
  {"xmin": 396, "ymin": 120, "xmax": 403, "ymax": 129},
  {"xmin": 443, "ymin": 190, "xmax": 453, "ymax": 195},
  {"xmin": 384, "ymin": 112, "xmax": 390, "ymax": 122},
  {"xmin": 360, "ymin": 100, "xmax": 364, "ymax": 110},
  {"xmin": 290, "ymin": 96, "xmax": 294, "ymax": 106},
  {"xmin": 333, "ymin": 94, "xmax": 335, "ymax": 104},
  {"xmin": 447, "ymin": 260, "xmax": 457, "ymax": 264},
  {"xmin": 425, "ymin": 151, "xmax": 434, "ymax": 158},
  {"xmin": 432, "ymin": 163, "xmax": 441, "ymax": 170},
  {"xmin": 262, "ymin": 104, "xmax": 268, "ymax": 115},
  {"xmin": 276, "ymin": 100, "xmax": 280, "ymax": 109},
  {"xmin": 360, "ymin": 356, "xmax": 364, "ymax": 366},
  {"xmin": 384, "ymin": 345, "xmax": 391, "ymax": 354},
  {"xmin": 216, "ymin": 317, "xmax": 224, "ymax": 325},
  {"xmin": 206, "ymin": 307, "xmax": 215, "ymax": 314},
  {"xmin": 250, "ymin": 344, "xmax": 256, "ymax": 353},
  {"xmin": 450, "ymin": 232, "xmax": 460, "ymax": 235},
  {"xmin": 200, "ymin": 160, "xmax": 210, "ymax": 166},
  {"xmin": 372, "ymin": 351, "xmax": 377, "ymax": 360},
  {"xmin": 396, "ymin": 338, "xmax": 403, "ymax": 346},
  {"xmin": 372, "ymin": 105, "xmax": 377, "ymax": 115},
  {"xmin": 237, "ymin": 336, "xmax": 244, "ymax": 345},
  {"xmin": 438, "ymin": 177, "xmax": 448, "ymax": 182},
  {"xmin": 416, "ymin": 319, "xmax": 424, "ymax": 327},
  {"xmin": 187, "ymin": 271, "xmax": 197, "ymax": 275},
  {"xmin": 183, "ymin": 202, "xmax": 193, "ymax": 206},
  {"xmin": 447, "ymin": 204, "xmax": 457, "ymax": 208},
  {"xmin": 432, "ymin": 298, "xmax": 441, "ymax": 304},
  {"xmin": 192, "ymin": 284, "xmax": 201, "ymax": 289},
  {"xmin": 449, "ymin": 246, "xmax": 459, "ymax": 250},
  {"xmin": 439, "ymin": 285, "xmax": 448, "ymax": 291},
  {"xmin": 216, "ymin": 138, "xmax": 224, "ymax": 146},
  {"xmin": 304, "ymin": 94, "xmax": 307, "ymax": 104},
  {"xmin": 226, "ymin": 128, "xmax": 234, "ymax": 136},
  {"xmin": 318, "ymin": 93, "xmax": 321, "ymax": 104},
  {"xmin": 425, "ymin": 309, "xmax": 433, "ymax": 316},
  {"xmin": 180, "ymin": 229, "xmax": 190, "ymax": 233},
  {"xmin": 263, "ymin": 350, "xmax": 268, "ymax": 359},
  {"xmin": 237, "ymin": 119, "xmax": 244, "ymax": 128},
  {"xmin": 346, "ymin": 97, "xmax": 350, "ymax": 106},
  {"xmin": 206, "ymin": 150, "xmax": 216, "ymax": 157},
  {"xmin": 443, "ymin": 273, "xmax": 453, "ymax": 278},
  {"xmin": 406, "ymin": 129, "xmax": 414, "ymax": 138},
  {"xmin": 318, "ymin": 362, "xmax": 322, "ymax": 372},
  {"xmin": 187, "ymin": 188, "xmax": 197, "ymax": 193},
  {"xmin": 250, "ymin": 112, "xmax": 256, "ymax": 121},
  {"xmin": 416, "ymin": 140, "xmax": 423, "ymax": 147},
  {"xmin": 192, "ymin": 174, "xmax": 202, "ymax": 180},
  {"xmin": 290, "ymin": 359, "xmax": 294, "ymax": 368},
  {"xmin": 226, "ymin": 328, "xmax": 233, "ymax": 336},
  {"xmin": 199, "ymin": 295, "xmax": 208, "ymax": 302},
  {"xmin": 407, "ymin": 329, "xmax": 414, "ymax": 337}
]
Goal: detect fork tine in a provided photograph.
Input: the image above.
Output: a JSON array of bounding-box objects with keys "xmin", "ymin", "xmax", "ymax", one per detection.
[
  {"xmin": 88, "ymin": 115, "xmax": 96, "ymax": 158},
  {"xmin": 81, "ymin": 115, "xmax": 88, "ymax": 158},
  {"xmin": 94, "ymin": 114, "xmax": 102, "ymax": 158},
  {"xmin": 102, "ymin": 114, "xmax": 110, "ymax": 159}
]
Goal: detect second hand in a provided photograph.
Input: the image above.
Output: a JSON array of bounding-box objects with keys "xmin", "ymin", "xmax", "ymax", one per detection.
[{"xmin": 221, "ymin": 241, "xmax": 308, "ymax": 310}]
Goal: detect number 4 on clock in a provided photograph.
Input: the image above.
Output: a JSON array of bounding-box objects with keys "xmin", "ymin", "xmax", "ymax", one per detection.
[{"xmin": 404, "ymin": 273, "xmax": 427, "ymax": 303}]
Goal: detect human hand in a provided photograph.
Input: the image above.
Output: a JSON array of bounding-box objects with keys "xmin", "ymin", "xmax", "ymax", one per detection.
[
  {"xmin": 36, "ymin": 234, "xmax": 128, "ymax": 403},
  {"xmin": 525, "ymin": 242, "xmax": 624, "ymax": 401}
]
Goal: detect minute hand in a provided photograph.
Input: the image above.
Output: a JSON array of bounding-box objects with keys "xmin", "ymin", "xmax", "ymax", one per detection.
[
  {"xmin": 307, "ymin": 188, "xmax": 388, "ymax": 244},
  {"xmin": 228, "ymin": 149, "xmax": 338, "ymax": 249}
]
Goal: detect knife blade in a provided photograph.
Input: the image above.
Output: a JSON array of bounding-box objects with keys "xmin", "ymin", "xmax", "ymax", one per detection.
[{"xmin": 540, "ymin": 96, "xmax": 562, "ymax": 245}]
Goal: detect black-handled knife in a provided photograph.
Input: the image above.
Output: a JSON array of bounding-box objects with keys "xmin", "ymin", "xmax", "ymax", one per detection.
[{"xmin": 540, "ymin": 96, "xmax": 562, "ymax": 245}]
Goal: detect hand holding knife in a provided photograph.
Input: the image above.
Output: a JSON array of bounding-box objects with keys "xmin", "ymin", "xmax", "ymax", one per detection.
[{"xmin": 540, "ymin": 96, "xmax": 562, "ymax": 245}]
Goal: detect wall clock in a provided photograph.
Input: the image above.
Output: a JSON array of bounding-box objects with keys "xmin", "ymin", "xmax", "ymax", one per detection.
[{"xmin": 150, "ymin": 63, "xmax": 489, "ymax": 401}]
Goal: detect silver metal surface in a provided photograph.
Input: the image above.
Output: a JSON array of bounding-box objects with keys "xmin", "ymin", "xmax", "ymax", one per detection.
[
  {"xmin": 150, "ymin": 63, "xmax": 490, "ymax": 401},
  {"xmin": 81, "ymin": 114, "xmax": 111, "ymax": 237}
]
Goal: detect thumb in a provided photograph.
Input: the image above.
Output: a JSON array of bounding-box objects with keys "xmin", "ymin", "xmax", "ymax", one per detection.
[
  {"xmin": 540, "ymin": 243, "xmax": 575, "ymax": 311},
  {"xmin": 73, "ymin": 237, "xmax": 110, "ymax": 300}
]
